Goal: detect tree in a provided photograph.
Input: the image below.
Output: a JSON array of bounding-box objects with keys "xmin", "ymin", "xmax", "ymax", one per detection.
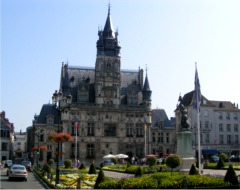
[
  {"xmin": 224, "ymin": 164, "xmax": 239, "ymax": 186},
  {"xmin": 147, "ymin": 157, "xmax": 156, "ymax": 166},
  {"xmin": 94, "ymin": 168, "xmax": 105, "ymax": 189},
  {"xmin": 166, "ymin": 154, "xmax": 181, "ymax": 176}
]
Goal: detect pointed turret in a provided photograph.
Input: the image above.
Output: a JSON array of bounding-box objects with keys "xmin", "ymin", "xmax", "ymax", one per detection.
[
  {"xmin": 96, "ymin": 4, "xmax": 121, "ymax": 56},
  {"xmin": 142, "ymin": 69, "xmax": 152, "ymax": 107},
  {"xmin": 61, "ymin": 63, "xmax": 71, "ymax": 95}
]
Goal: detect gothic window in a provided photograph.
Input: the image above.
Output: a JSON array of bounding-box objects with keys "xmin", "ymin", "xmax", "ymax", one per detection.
[
  {"xmin": 87, "ymin": 122, "xmax": 94, "ymax": 136},
  {"xmin": 166, "ymin": 133, "xmax": 169, "ymax": 143},
  {"xmin": 104, "ymin": 124, "xmax": 116, "ymax": 137},
  {"xmin": 152, "ymin": 133, "xmax": 155, "ymax": 143},
  {"xmin": 158, "ymin": 133, "xmax": 163, "ymax": 143},
  {"xmin": 87, "ymin": 144, "xmax": 95, "ymax": 158},
  {"xmin": 136, "ymin": 123, "xmax": 143, "ymax": 137},
  {"xmin": 126, "ymin": 123, "xmax": 133, "ymax": 137}
]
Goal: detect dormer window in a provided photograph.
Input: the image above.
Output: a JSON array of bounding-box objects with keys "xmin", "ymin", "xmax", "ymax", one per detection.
[{"xmin": 46, "ymin": 115, "xmax": 54, "ymax": 125}]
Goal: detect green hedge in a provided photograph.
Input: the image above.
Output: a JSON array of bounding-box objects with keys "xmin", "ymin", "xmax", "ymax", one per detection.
[{"xmin": 99, "ymin": 172, "xmax": 231, "ymax": 189}]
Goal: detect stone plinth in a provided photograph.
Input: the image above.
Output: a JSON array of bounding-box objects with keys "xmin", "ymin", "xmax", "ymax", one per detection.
[{"xmin": 177, "ymin": 131, "xmax": 195, "ymax": 173}]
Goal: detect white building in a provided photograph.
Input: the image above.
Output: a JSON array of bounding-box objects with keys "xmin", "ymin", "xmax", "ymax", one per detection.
[{"xmin": 179, "ymin": 91, "xmax": 240, "ymax": 157}]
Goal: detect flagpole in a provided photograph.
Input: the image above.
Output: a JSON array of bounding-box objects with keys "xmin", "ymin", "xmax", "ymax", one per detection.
[
  {"xmin": 194, "ymin": 62, "xmax": 202, "ymax": 174},
  {"xmin": 75, "ymin": 128, "xmax": 77, "ymax": 166},
  {"xmin": 75, "ymin": 120, "xmax": 78, "ymax": 167},
  {"xmin": 197, "ymin": 100, "xmax": 202, "ymax": 174},
  {"xmin": 144, "ymin": 123, "xmax": 147, "ymax": 157}
]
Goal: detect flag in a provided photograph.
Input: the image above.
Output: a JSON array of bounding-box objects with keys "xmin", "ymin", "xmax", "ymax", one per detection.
[
  {"xmin": 75, "ymin": 120, "xmax": 79, "ymax": 130},
  {"xmin": 193, "ymin": 65, "xmax": 201, "ymax": 112}
]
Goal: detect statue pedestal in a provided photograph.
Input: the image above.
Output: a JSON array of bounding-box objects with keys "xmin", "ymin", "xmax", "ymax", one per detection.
[{"xmin": 177, "ymin": 131, "xmax": 195, "ymax": 173}]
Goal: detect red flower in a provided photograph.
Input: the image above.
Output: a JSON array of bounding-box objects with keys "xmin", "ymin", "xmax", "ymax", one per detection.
[
  {"xmin": 31, "ymin": 146, "xmax": 48, "ymax": 151},
  {"xmin": 48, "ymin": 132, "xmax": 72, "ymax": 142}
]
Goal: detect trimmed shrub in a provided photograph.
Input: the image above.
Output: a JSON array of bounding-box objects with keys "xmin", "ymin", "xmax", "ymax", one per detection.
[
  {"xmin": 79, "ymin": 163, "xmax": 86, "ymax": 169},
  {"xmin": 219, "ymin": 153, "xmax": 228, "ymax": 162},
  {"xmin": 64, "ymin": 159, "xmax": 72, "ymax": 168},
  {"xmin": 135, "ymin": 167, "xmax": 142, "ymax": 177},
  {"xmin": 48, "ymin": 159, "xmax": 54, "ymax": 165},
  {"xmin": 88, "ymin": 163, "xmax": 96, "ymax": 174},
  {"xmin": 147, "ymin": 157, "xmax": 156, "ymax": 166},
  {"xmin": 42, "ymin": 164, "xmax": 51, "ymax": 173},
  {"xmin": 121, "ymin": 177, "xmax": 158, "ymax": 189},
  {"xmin": 224, "ymin": 164, "xmax": 239, "ymax": 186},
  {"xmin": 189, "ymin": 164, "xmax": 198, "ymax": 175},
  {"xmin": 216, "ymin": 157, "xmax": 225, "ymax": 169},
  {"xmin": 94, "ymin": 168, "xmax": 105, "ymax": 189},
  {"xmin": 166, "ymin": 154, "xmax": 181, "ymax": 175}
]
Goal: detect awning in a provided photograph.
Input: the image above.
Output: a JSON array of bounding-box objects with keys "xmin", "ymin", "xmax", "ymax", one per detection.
[{"xmin": 202, "ymin": 149, "xmax": 219, "ymax": 155}]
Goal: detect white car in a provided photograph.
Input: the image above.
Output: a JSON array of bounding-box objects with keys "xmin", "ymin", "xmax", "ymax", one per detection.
[{"xmin": 8, "ymin": 164, "xmax": 28, "ymax": 181}]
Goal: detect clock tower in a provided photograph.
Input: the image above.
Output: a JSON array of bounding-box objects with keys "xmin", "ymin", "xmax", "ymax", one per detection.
[{"xmin": 95, "ymin": 5, "xmax": 121, "ymax": 106}]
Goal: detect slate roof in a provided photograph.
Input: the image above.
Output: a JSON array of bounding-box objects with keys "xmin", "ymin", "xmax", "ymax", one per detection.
[
  {"xmin": 152, "ymin": 109, "xmax": 171, "ymax": 128},
  {"xmin": 35, "ymin": 104, "xmax": 60, "ymax": 124},
  {"xmin": 182, "ymin": 90, "xmax": 239, "ymax": 111},
  {"xmin": 63, "ymin": 66, "xmax": 142, "ymax": 104}
]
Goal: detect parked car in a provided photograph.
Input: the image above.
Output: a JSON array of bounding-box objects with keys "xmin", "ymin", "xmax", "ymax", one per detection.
[
  {"xmin": 21, "ymin": 161, "xmax": 32, "ymax": 172},
  {"xmin": 8, "ymin": 164, "xmax": 28, "ymax": 181},
  {"xmin": 229, "ymin": 155, "xmax": 240, "ymax": 162},
  {"xmin": 210, "ymin": 155, "xmax": 219, "ymax": 162}
]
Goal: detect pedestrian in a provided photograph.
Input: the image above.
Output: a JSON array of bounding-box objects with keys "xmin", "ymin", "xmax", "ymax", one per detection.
[{"xmin": 77, "ymin": 160, "xmax": 80, "ymax": 167}]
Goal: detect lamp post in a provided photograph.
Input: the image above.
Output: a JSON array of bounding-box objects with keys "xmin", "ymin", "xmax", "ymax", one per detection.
[
  {"xmin": 35, "ymin": 128, "xmax": 43, "ymax": 171},
  {"xmin": 52, "ymin": 90, "xmax": 72, "ymax": 185}
]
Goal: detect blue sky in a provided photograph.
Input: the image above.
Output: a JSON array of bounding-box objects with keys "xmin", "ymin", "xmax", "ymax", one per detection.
[{"xmin": 1, "ymin": 0, "xmax": 240, "ymax": 132}]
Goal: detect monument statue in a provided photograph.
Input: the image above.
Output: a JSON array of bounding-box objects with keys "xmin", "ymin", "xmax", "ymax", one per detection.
[{"xmin": 177, "ymin": 95, "xmax": 190, "ymax": 131}]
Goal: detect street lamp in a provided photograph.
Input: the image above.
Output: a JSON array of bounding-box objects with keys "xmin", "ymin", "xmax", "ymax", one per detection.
[
  {"xmin": 52, "ymin": 90, "xmax": 72, "ymax": 185},
  {"xmin": 35, "ymin": 128, "xmax": 43, "ymax": 171}
]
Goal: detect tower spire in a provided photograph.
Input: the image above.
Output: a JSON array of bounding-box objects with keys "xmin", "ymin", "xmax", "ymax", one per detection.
[{"xmin": 108, "ymin": 1, "xmax": 111, "ymax": 15}]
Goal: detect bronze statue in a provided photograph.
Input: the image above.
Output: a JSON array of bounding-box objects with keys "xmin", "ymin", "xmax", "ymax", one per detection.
[{"xmin": 177, "ymin": 95, "xmax": 190, "ymax": 131}]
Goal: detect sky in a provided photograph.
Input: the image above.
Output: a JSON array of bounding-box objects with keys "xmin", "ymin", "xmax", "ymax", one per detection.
[{"xmin": 1, "ymin": 0, "xmax": 240, "ymax": 132}]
